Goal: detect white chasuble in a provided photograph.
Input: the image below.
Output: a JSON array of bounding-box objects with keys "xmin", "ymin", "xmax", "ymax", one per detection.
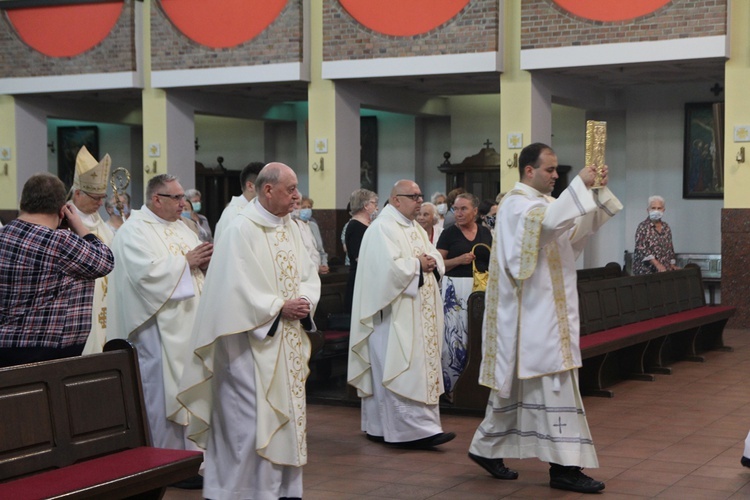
[
  {"xmin": 75, "ymin": 207, "xmax": 114, "ymax": 355},
  {"xmin": 479, "ymin": 177, "xmax": 623, "ymax": 396},
  {"xmin": 213, "ymin": 194, "xmax": 249, "ymax": 243},
  {"xmin": 178, "ymin": 198, "xmax": 320, "ymax": 467},
  {"xmin": 348, "ymin": 204, "xmax": 445, "ymax": 405},
  {"xmin": 107, "ymin": 208, "xmax": 204, "ymax": 425}
]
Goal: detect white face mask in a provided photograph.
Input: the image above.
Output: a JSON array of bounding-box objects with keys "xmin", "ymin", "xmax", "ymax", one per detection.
[
  {"xmin": 436, "ymin": 203, "xmax": 448, "ymax": 215},
  {"xmin": 648, "ymin": 210, "xmax": 663, "ymax": 221}
]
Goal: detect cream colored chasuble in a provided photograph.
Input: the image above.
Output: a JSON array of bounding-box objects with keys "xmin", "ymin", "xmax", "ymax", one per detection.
[
  {"xmin": 75, "ymin": 206, "xmax": 114, "ymax": 355},
  {"xmin": 108, "ymin": 207, "xmax": 204, "ymax": 424},
  {"xmin": 179, "ymin": 198, "xmax": 320, "ymax": 467},
  {"xmin": 348, "ymin": 204, "xmax": 445, "ymax": 405}
]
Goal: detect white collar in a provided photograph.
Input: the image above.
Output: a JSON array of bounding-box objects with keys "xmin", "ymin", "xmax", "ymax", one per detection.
[
  {"xmin": 253, "ymin": 198, "xmax": 287, "ymax": 226},
  {"xmin": 141, "ymin": 204, "xmax": 172, "ymax": 225}
]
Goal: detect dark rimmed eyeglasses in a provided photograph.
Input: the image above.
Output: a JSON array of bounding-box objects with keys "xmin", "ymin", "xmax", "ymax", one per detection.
[
  {"xmin": 156, "ymin": 193, "xmax": 186, "ymax": 201},
  {"xmin": 82, "ymin": 191, "xmax": 107, "ymax": 202},
  {"xmin": 395, "ymin": 193, "xmax": 424, "ymax": 201}
]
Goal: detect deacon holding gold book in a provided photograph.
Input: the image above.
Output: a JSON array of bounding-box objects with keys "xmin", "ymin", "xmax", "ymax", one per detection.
[{"xmin": 467, "ymin": 139, "xmax": 622, "ymax": 494}]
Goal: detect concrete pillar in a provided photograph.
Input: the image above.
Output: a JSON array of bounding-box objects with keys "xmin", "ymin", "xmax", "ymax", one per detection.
[
  {"xmin": 0, "ymin": 96, "xmax": 48, "ymax": 208},
  {"xmin": 142, "ymin": 88, "xmax": 196, "ymax": 195},
  {"xmin": 308, "ymin": 0, "xmax": 360, "ymax": 210},
  {"xmin": 721, "ymin": 0, "xmax": 750, "ymax": 326},
  {"xmin": 499, "ymin": 1, "xmax": 552, "ymax": 194}
]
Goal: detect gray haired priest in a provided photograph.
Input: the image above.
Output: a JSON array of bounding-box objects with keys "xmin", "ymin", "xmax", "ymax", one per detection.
[
  {"xmin": 348, "ymin": 180, "xmax": 454, "ymax": 449},
  {"xmin": 70, "ymin": 146, "xmax": 114, "ymax": 355},
  {"xmin": 107, "ymin": 174, "xmax": 213, "ymax": 457},
  {"xmin": 178, "ymin": 163, "xmax": 320, "ymax": 500}
]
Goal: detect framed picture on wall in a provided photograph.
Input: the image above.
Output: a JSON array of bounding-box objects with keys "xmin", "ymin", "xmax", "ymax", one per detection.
[
  {"xmin": 360, "ymin": 116, "xmax": 377, "ymax": 192},
  {"xmin": 683, "ymin": 102, "xmax": 724, "ymax": 199},
  {"xmin": 57, "ymin": 126, "xmax": 99, "ymax": 189}
]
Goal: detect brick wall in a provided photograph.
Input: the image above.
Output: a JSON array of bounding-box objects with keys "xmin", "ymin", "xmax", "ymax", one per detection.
[
  {"xmin": 323, "ymin": 0, "xmax": 499, "ymax": 61},
  {"xmin": 150, "ymin": 0, "xmax": 303, "ymax": 71},
  {"xmin": 0, "ymin": 1, "xmax": 136, "ymax": 78},
  {"xmin": 522, "ymin": 0, "xmax": 726, "ymax": 50}
]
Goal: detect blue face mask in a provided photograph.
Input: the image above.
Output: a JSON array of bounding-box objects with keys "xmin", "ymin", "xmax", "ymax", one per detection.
[
  {"xmin": 299, "ymin": 208, "xmax": 313, "ymax": 221},
  {"xmin": 181, "ymin": 211, "xmax": 192, "ymax": 219},
  {"xmin": 485, "ymin": 215, "xmax": 496, "ymax": 229},
  {"xmin": 192, "ymin": 201, "xmax": 201, "ymax": 213}
]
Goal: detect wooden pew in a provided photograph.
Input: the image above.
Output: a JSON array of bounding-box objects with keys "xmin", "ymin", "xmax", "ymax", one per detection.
[
  {"xmin": 577, "ymin": 267, "xmax": 735, "ymax": 397},
  {"xmin": 309, "ymin": 268, "xmax": 350, "ymax": 380},
  {"xmin": 448, "ymin": 291, "xmax": 490, "ymax": 414},
  {"xmin": 576, "ymin": 261, "xmax": 623, "ymax": 283},
  {"xmin": 446, "ymin": 266, "xmax": 736, "ymax": 411},
  {"xmin": 0, "ymin": 339, "xmax": 202, "ymax": 499}
]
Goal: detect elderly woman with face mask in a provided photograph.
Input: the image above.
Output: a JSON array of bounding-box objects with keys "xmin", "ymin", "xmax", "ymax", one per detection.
[{"xmin": 633, "ymin": 195, "xmax": 679, "ymax": 274}]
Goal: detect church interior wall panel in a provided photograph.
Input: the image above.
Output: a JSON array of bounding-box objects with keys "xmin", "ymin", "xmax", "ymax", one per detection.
[
  {"xmin": 322, "ymin": 0, "xmax": 498, "ymax": 62},
  {"xmin": 417, "ymin": 116, "xmax": 451, "ymax": 203},
  {"xmin": 721, "ymin": 208, "xmax": 750, "ymax": 327},
  {"xmin": 0, "ymin": 0, "xmax": 137, "ymax": 78},
  {"xmin": 522, "ymin": 0, "xmax": 727, "ymax": 50},
  {"xmin": 151, "ymin": 0, "xmax": 303, "ymax": 71},
  {"xmin": 194, "ymin": 115, "xmax": 265, "ymax": 173}
]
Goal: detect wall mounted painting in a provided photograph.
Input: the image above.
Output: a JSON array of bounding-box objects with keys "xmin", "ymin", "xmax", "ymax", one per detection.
[
  {"xmin": 683, "ymin": 102, "xmax": 724, "ymax": 199},
  {"xmin": 57, "ymin": 126, "xmax": 99, "ymax": 189},
  {"xmin": 360, "ymin": 116, "xmax": 377, "ymax": 192}
]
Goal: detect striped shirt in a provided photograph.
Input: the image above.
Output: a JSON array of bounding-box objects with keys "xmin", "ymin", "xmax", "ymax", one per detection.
[{"xmin": 0, "ymin": 219, "xmax": 114, "ymax": 348}]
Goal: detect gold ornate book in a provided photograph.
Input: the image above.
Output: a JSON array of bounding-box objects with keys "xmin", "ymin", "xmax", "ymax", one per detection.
[{"xmin": 585, "ymin": 120, "xmax": 607, "ymax": 188}]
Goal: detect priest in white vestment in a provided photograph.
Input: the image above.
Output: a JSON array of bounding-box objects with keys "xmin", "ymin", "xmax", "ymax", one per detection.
[
  {"xmin": 348, "ymin": 180, "xmax": 455, "ymax": 448},
  {"xmin": 108, "ymin": 174, "xmax": 213, "ymax": 451},
  {"xmin": 66, "ymin": 146, "xmax": 114, "ymax": 355},
  {"xmin": 468, "ymin": 143, "xmax": 622, "ymax": 494},
  {"xmin": 213, "ymin": 161, "xmax": 264, "ymax": 242},
  {"xmin": 178, "ymin": 163, "xmax": 320, "ymax": 500}
]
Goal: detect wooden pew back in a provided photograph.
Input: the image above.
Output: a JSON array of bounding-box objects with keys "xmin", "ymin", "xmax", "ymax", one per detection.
[
  {"xmin": 578, "ymin": 267, "xmax": 705, "ymax": 336},
  {"xmin": 0, "ymin": 340, "xmax": 150, "ymax": 481},
  {"xmin": 576, "ymin": 262, "xmax": 623, "ymax": 283}
]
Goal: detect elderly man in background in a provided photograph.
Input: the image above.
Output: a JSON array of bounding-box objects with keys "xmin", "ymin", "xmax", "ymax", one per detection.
[
  {"xmin": 179, "ymin": 163, "xmax": 320, "ymax": 500},
  {"xmin": 214, "ymin": 161, "xmax": 265, "ymax": 242},
  {"xmin": 65, "ymin": 146, "xmax": 115, "ymax": 355},
  {"xmin": 348, "ymin": 180, "xmax": 454, "ymax": 449},
  {"xmin": 108, "ymin": 174, "xmax": 213, "ymax": 455},
  {"xmin": 0, "ymin": 173, "xmax": 113, "ymax": 367}
]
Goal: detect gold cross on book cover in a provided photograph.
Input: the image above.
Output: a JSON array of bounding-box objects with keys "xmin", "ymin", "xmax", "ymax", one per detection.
[{"xmin": 585, "ymin": 120, "xmax": 607, "ymax": 189}]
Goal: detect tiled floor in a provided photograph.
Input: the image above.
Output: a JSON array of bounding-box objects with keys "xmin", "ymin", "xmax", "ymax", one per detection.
[{"xmin": 167, "ymin": 328, "xmax": 750, "ymax": 499}]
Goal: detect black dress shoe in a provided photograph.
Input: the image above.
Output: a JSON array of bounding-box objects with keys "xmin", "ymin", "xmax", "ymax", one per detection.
[
  {"xmin": 394, "ymin": 432, "xmax": 456, "ymax": 449},
  {"xmin": 171, "ymin": 474, "xmax": 204, "ymax": 490},
  {"xmin": 366, "ymin": 433, "xmax": 385, "ymax": 443},
  {"xmin": 549, "ymin": 466, "xmax": 604, "ymax": 493},
  {"xmin": 742, "ymin": 456, "xmax": 750, "ymax": 468},
  {"xmin": 468, "ymin": 452, "xmax": 519, "ymax": 480}
]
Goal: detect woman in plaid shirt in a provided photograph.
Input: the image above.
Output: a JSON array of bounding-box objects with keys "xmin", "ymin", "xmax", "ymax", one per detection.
[{"xmin": 0, "ymin": 173, "xmax": 114, "ymax": 367}]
